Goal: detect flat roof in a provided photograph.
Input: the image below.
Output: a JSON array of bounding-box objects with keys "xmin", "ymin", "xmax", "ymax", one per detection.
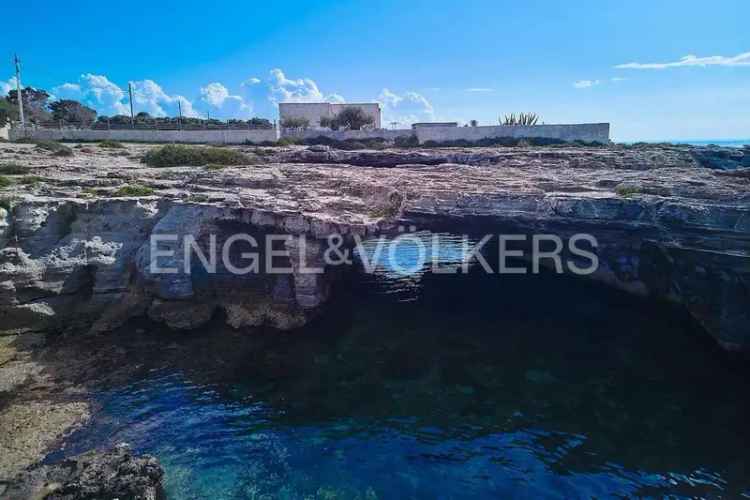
[{"xmin": 279, "ymin": 102, "xmax": 380, "ymax": 106}]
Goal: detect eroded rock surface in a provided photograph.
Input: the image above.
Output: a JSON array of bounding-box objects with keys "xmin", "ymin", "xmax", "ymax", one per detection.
[
  {"xmin": 5, "ymin": 443, "xmax": 164, "ymax": 500},
  {"xmin": 0, "ymin": 142, "xmax": 748, "ymax": 350}
]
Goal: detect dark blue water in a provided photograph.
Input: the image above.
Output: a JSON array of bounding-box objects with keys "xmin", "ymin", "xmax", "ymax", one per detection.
[{"xmin": 52, "ymin": 237, "xmax": 750, "ymax": 499}]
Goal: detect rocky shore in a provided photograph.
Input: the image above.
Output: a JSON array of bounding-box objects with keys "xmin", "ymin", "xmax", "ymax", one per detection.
[
  {"xmin": 0, "ymin": 140, "xmax": 747, "ymax": 496},
  {"xmin": 1, "ymin": 141, "xmax": 748, "ymax": 349}
]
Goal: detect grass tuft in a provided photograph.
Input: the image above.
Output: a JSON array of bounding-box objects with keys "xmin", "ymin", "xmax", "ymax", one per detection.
[
  {"xmin": 18, "ymin": 176, "xmax": 45, "ymax": 186},
  {"xmin": 113, "ymin": 185, "xmax": 155, "ymax": 197},
  {"xmin": 0, "ymin": 163, "xmax": 30, "ymax": 175},
  {"xmin": 204, "ymin": 164, "xmax": 227, "ymax": 171},
  {"xmin": 615, "ymin": 185, "xmax": 643, "ymax": 197},
  {"xmin": 0, "ymin": 176, "xmax": 12, "ymax": 188},
  {"xmin": 53, "ymin": 147, "xmax": 74, "ymax": 157},
  {"xmin": 99, "ymin": 140, "xmax": 125, "ymax": 149},
  {"xmin": 20, "ymin": 139, "xmax": 74, "ymax": 156},
  {"xmin": 142, "ymin": 145, "xmax": 251, "ymax": 168}
]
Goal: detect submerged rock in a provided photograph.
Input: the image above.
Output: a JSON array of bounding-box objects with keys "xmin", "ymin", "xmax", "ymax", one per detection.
[{"xmin": 5, "ymin": 443, "xmax": 164, "ymax": 500}]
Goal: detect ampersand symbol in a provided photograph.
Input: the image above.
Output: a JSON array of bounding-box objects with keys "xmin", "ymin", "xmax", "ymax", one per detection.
[{"xmin": 324, "ymin": 234, "xmax": 351, "ymax": 265}]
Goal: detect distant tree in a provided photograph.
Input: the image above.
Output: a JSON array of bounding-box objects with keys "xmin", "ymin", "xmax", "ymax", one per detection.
[
  {"xmin": 0, "ymin": 97, "xmax": 18, "ymax": 125},
  {"xmin": 247, "ymin": 117, "xmax": 273, "ymax": 129},
  {"xmin": 50, "ymin": 99, "xmax": 97, "ymax": 125},
  {"xmin": 469, "ymin": 120, "xmax": 478, "ymax": 127},
  {"xmin": 110, "ymin": 115, "xmax": 132, "ymax": 125},
  {"xmin": 319, "ymin": 116, "xmax": 340, "ymax": 130},
  {"xmin": 333, "ymin": 107, "xmax": 375, "ymax": 130},
  {"xmin": 6, "ymin": 87, "xmax": 51, "ymax": 123},
  {"xmin": 281, "ymin": 117, "xmax": 310, "ymax": 130}
]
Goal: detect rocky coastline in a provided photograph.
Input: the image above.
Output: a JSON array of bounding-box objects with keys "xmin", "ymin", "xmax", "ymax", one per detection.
[{"xmin": 1, "ymin": 141, "xmax": 748, "ymax": 349}]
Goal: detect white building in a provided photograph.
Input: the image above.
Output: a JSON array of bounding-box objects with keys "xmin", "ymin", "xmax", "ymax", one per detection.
[{"xmin": 279, "ymin": 102, "xmax": 382, "ymax": 130}]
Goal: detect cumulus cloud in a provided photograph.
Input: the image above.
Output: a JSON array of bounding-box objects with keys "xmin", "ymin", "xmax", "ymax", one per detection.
[
  {"xmin": 53, "ymin": 74, "xmax": 129, "ymax": 115},
  {"xmin": 573, "ymin": 79, "xmax": 601, "ymax": 89},
  {"xmin": 1, "ymin": 76, "xmax": 18, "ymax": 96},
  {"xmin": 199, "ymin": 82, "xmax": 251, "ymax": 118},
  {"xmin": 377, "ymin": 88, "xmax": 434, "ymax": 126},
  {"xmin": 130, "ymin": 79, "xmax": 199, "ymax": 118},
  {"xmin": 465, "ymin": 87, "xmax": 494, "ymax": 92},
  {"xmin": 52, "ymin": 74, "xmax": 259, "ymax": 118},
  {"xmin": 268, "ymin": 68, "xmax": 345, "ymax": 104},
  {"xmin": 615, "ymin": 51, "xmax": 750, "ymax": 70}
]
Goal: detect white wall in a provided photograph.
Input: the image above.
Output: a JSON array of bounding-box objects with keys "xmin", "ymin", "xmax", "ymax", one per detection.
[
  {"xmin": 282, "ymin": 128, "xmax": 413, "ymax": 141},
  {"xmin": 415, "ymin": 123, "xmax": 610, "ymax": 144},
  {"xmin": 10, "ymin": 122, "xmax": 611, "ymax": 146},
  {"xmin": 9, "ymin": 127, "xmax": 279, "ymax": 144}
]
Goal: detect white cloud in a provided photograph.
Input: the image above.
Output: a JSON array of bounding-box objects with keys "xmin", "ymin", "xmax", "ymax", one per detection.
[
  {"xmin": 465, "ymin": 87, "xmax": 494, "ymax": 92},
  {"xmin": 0, "ymin": 76, "xmax": 18, "ymax": 96},
  {"xmin": 52, "ymin": 73, "xmax": 239, "ymax": 118},
  {"xmin": 615, "ymin": 51, "xmax": 750, "ymax": 70},
  {"xmin": 241, "ymin": 77, "xmax": 261, "ymax": 87},
  {"xmin": 611, "ymin": 77, "xmax": 627, "ymax": 82},
  {"xmin": 199, "ymin": 82, "xmax": 251, "ymax": 118},
  {"xmin": 267, "ymin": 68, "xmax": 344, "ymax": 104},
  {"xmin": 53, "ymin": 74, "xmax": 130, "ymax": 115},
  {"xmin": 377, "ymin": 88, "xmax": 434, "ymax": 126},
  {"xmin": 573, "ymin": 79, "xmax": 601, "ymax": 89},
  {"xmin": 131, "ymin": 79, "xmax": 199, "ymax": 118}
]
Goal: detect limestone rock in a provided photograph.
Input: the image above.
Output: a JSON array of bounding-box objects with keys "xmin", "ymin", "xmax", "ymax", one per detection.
[{"xmin": 5, "ymin": 443, "xmax": 164, "ymax": 500}]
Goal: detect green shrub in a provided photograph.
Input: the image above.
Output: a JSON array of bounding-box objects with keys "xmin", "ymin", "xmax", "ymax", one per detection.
[
  {"xmin": 99, "ymin": 139, "xmax": 125, "ymax": 149},
  {"xmin": 29, "ymin": 140, "xmax": 74, "ymax": 156},
  {"xmin": 113, "ymin": 185, "xmax": 155, "ymax": 197},
  {"xmin": 0, "ymin": 163, "xmax": 30, "ymax": 175},
  {"xmin": 53, "ymin": 147, "xmax": 74, "ymax": 157},
  {"xmin": 322, "ymin": 107, "xmax": 375, "ymax": 131},
  {"xmin": 142, "ymin": 145, "xmax": 251, "ymax": 168},
  {"xmin": 394, "ymin": 135, "xmax": 419, "ymax": 148},
  {"xmin": 0, "ymin": 197, "xmax": 11, "ymax": 211},
  {"xmin": 280, "ymin": 117, "xmax": 310, "ymax": 130},
  {"xmin": 615, "ymin": 185, "xmax": 643, "ymax": 197},
  {"xmin": 0, "ymin": 175, "xmax": 12, "ymax": 188},
  {"xmin": 18, "ymin": 176, "xmax": 45, "ymax": 185},
  {"xmin": 276, "ymin": 137, "xmax": 302, "ymax": 147}
]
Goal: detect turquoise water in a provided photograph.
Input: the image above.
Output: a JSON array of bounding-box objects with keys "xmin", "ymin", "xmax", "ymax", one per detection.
[
  {"xmin": 624, "ymin": 139, "xmax": 749, "ymax": 148},
  {"xmin": 51, "ymin": 239, "xmax": 750, "ymax": 499},
  {"xmin": 671, "ymin": 140, "xmax": 748, "ymax": 148}
]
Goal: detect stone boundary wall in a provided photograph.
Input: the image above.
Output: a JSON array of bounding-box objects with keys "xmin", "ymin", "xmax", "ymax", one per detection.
[
  {"xmin": 8, "ymin": 127, "xmax": 279, "ymax": 144},
  {"xmin": 281, "ymin": 128, "xmax": 414, "ymax": 142},
  {"xmin": 9, "ymin": 123, "xmax": 610, "ymax": 145},
  {"xmin": 415, "ymin": 123, "xmax": 610, "ymax": 144}
]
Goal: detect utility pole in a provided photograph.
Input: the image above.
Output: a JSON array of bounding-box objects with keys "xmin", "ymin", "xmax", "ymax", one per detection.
[
  {"xmin": 128, "ymin": 82, "xmax": 135, "ymax": 129},
  {"xmin": 14, "ymin": 54, "xmax": 25, "ymax": 127},
  {"xmin": 177, "ymin": 100, "xmax": 183, "ymax": 130}
]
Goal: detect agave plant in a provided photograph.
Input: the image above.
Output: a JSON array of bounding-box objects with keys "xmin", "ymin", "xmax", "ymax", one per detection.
[{"xmin": 500, "ymin": 113, "xmax": 540, "ymax": 126}]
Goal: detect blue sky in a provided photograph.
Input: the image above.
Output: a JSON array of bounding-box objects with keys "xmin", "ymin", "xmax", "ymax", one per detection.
[{"xmin": 2, "ymin": 0, "xmax": 748, "ymax": 141}]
